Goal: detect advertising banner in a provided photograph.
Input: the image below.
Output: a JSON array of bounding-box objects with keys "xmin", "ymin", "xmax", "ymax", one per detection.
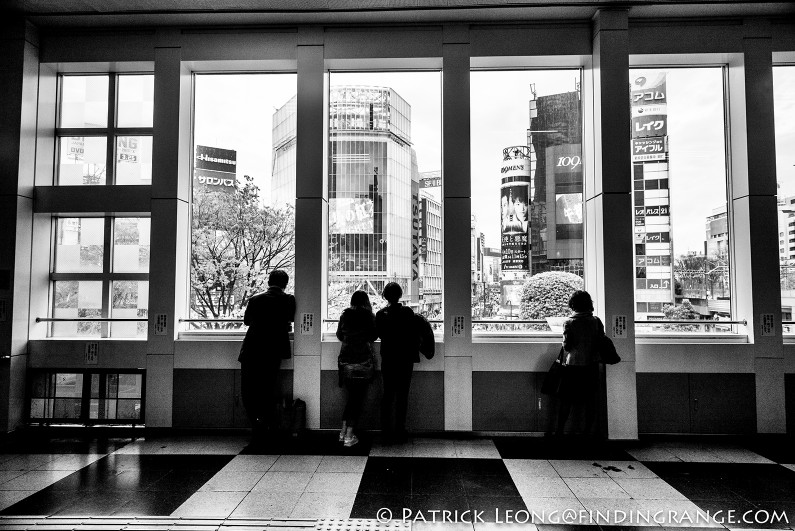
[
  {"xmin": 631, "ymin": 73, "xmax": 667, "ymax": 107},
  {"xmin": 500, "ymin": 155, "xmax": 531, "ymax": 272},
  {"xmin": 632, "ymin": 137, "xmax": 667, "ymax": 162},
  {"xmin": 329, "ymin": 197, "xmax": 375, "ymax": 234},
  {"xmin": 632, "ymin": 114, "xmax": 667, "ymax": 138},
  {"xmin": 420, "ymin": 177, "xmax": 441, "ymax": 188},
  {"xmin": 411, "ymin": 180, "xmax": 420, "ymax": 302},
  {"xmin": 67, "ymin": 137, "xmax": 85, "ymax": 161},
  {"xmin": 194, "ymin": 145, "xmax": 237, "ymax": 194},
  {"xmin": 193, "ymin": 169, "xmax": 237, "ymax": 192},
  {"xmin": 117, "ymin": 136, "xmax": 139, "ymax": 164},
  {"xmin": 548, "ymin": 144, "xmax": 583, "ymax": 175},
  {"xmin": 555, "ymin": 193, "xmax": 584, "ymax": 224}
]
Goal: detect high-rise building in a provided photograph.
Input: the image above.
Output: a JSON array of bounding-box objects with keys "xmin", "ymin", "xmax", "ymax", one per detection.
[
  {"xmin": 631, "ymin": 73, "xmax": 675, "ymax": 318},
  {"xmin": 272, "ymin": 86, "xmax": 426, "ymax": 315},
  {"xmin": 418, "ymin": 171, "xmax": 442, "ymax": 314}
]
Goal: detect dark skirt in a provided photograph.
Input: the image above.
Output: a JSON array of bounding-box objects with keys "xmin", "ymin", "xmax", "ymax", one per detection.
[{"xmin": 558, "ymin": 364, "xmax": 599, "ymax": 402}]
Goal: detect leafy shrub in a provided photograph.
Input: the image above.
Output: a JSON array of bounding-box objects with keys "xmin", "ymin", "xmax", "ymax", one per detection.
[{"xmin": 519, "ymin": 271, "xmax": 584, "ymax": 320}]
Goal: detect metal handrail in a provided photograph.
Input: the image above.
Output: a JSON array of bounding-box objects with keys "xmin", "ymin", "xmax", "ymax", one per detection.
[
  {"xmin": 635, "ymin": 319, "xmax": 746, "ymax": 325},
  {"xmin": 36, "ymin": 318, "xmax": 146, "ymax": 322},
  {"xmin": 179, "ymin": 319, "xmax": 244, "ymax": 322}
]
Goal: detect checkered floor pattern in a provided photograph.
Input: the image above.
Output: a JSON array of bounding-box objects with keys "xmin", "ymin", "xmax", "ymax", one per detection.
[{"xmin": 0, "ymin": 433, "xmax": 792, "ymax": 530}]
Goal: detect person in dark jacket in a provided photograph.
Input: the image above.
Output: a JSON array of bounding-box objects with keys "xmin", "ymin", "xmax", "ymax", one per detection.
[
  {"xmin": 556, "ymin": 289, "xmax": 605, "ymax": 437},
  {"xmin": 238, "ymin": 269, "xmax": 296, "ymax": 436},
  {"xmin": 336, "ymin": 290, "xmax": 378, "ymax": 447},
  {"xmin": 376, "ymin": 282, "xmax": 421, "ymax": 443}
]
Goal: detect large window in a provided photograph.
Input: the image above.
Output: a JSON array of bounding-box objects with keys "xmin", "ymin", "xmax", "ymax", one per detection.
[
  {"xmin": 50, "ymin": 217, "xmax": 150, "ymax": 338},
  {"xmin": 189, "ymin": 74, "xmax": 297, "ymax": 329},
  {"xmin": 775, "ymin": 66, "xmax": 795, "ymax": 330},
  {"xmin": 471, "ymin": 69, "xmax": 584, "ymax": 333},
  {"xmin": 326, "ymin": 72, "xmax": 442, "ymax": 324},
  {"xmin": 57, "ymin": 74, "xmax": 153, "ymax": 185},
  {"xmin": 630, "ymin": 67, "xmax": 732, "ymax": 332}
]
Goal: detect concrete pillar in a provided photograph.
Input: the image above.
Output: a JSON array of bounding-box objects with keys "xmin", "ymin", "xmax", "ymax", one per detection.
[
  {"xmin": 442, "ymin": 25, "xmax": 472, "ymax": 431},
  {"xmin": 293, "ymin": 30, "xmax": 325, "ymax": 429},
  {"xmin": 589, "ymin": 9, "xmax": 638, "ymax": 440},
  {"xmin": 146, "ymin": 37, "xmax": 192, "ymax": 427},
  {"xmin": 728, "ymin": 20, "xmax": 785, "ymax": 433},
  {"xmin": 0, "ymin": 19, "xmax": 39, "ymax": 433}
]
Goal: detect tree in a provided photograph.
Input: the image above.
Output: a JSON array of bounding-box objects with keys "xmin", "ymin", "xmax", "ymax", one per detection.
[
  {"xmin": 662, "ymin": 299, "xmax": 702, "ymax": 332},
  {"xmin": 519, "ymin": 271, "xmax": 584, "ymax": 320},
  {"xmin": 190, "ymin": 175, "xmax": 295, "ymax": 328}
]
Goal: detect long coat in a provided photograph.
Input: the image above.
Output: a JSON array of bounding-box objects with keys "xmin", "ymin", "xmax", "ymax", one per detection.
[{"xmin": 238, "ymin": 286, "xmax": 296, "ymax": 363}]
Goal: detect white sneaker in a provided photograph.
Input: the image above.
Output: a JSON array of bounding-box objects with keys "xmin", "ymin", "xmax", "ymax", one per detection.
[
  {"xmin": 343, "ymin": 434, "xmax": 359, "ymax": 447},
  {"xmin": 339, "ymin": 431, "xmax": 345, "ymax": 443}
]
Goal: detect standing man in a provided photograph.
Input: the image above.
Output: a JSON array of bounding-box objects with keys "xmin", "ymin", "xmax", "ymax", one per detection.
[
  {"xmin": 239, "ymin": 269, "xmax": 296, "ymax": 437},
  {"xmin": 376, "ymin": 282, "xmax": 421, "ymax": 444}
]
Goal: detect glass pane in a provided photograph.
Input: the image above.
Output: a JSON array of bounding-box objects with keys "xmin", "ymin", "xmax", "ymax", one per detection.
[
  {"xmin": 30, "ymin": 398, "xmax": 46, "ymax": 419},
  {"xmin": 58, "ymin": 136, "xmax": 107, "ymax": 185},
  {"xmin": 113, "ymin": 218, "xmax": 150, "ymax": 272},
  {"xmin": 54, "ymin": 373, "xmax": 83, "ymax": 397},
  {"xmin": 630, "ymin": 68, "xmax": 732, "ymax": 333},
  {"xmin": 190, "ymin": 74, "xmax": 297, "ymax": 330},
  {"xmin": 471, "ymin": 70, "xmax": 583, "ymax": 333},
  {"xmin": 91, "ymin": 373, "xmax": 100, "ymax": 398},
  {"xmin": 118, "ymin": 374, "xmax": 142, "ymax": 398},
  {"xmin": 117, "ymin": 74, "xmax": 154, "ymax": 127},
  {"xmin": 52, "ymin": 281, "xmax": 102, "ymax": 337},
  {"xmin": 55, "ymin": 218, "xmax": 104, "ymax": 273},
  {"xmin": 775, "ymin": 66, "xmax": 795, "ymax": 332},
  {"xmin": 115, "ymin": 136, "xmax": 153, "ymax": 185},
  {"xmin": 111, "ymin": 281, "xmax": 148, "ymax": 338},
  {"xmin": 60, "ymin": 75, "xmax": 108, "ymax": 128},
  {"xmin": 29, "ymin": 373, "xmax": 51, "ymax": 398},
  {"xmin": 52, "ymin": 398, "xmax": 82, "ymax": 419},
  {"xmin": 117, "ymin": 399, "xmax": 141, "ymax": 420},
  {"xmin": 326, "ymin": 73, "xmax": 443, "ymax": 324}
]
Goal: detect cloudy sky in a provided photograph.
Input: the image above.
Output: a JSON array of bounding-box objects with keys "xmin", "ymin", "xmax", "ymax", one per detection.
[{"xmin": 193, "ymin": 65, "xmax": 795, "ymax": 259}]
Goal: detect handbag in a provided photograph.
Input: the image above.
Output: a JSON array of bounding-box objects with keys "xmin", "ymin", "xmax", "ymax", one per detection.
[
  {"xmin": 540, "ymin": 348, "xmax": 567, "ymax": 396},
  {"xmin": 596, "ymin": 334, "xmax": 621, "ymax": 365},
  {"xmin": 339, "ymin": 341, "xmax": 376, "ymax": 382}
]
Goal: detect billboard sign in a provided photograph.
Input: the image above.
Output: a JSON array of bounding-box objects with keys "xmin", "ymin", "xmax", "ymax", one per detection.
[
  {"xmin": 329, "ymin": 197, "xmax": 375, "ymax": 234},
  {"xmin": 411, "ymin": 180, "xmax": 420, "ymax": 302},
  {"xmin": 500, "ymin": 156, "xmax": 531, "ymax": 272},
  {"xmin": 194, "ymin": 145, "xmax": 237, "ymax": 194},
  {"xmin": 117, "ymin": 136, "xmax": 139, "ymax": 164},
  {"xmin": 420, "ymin": 177, "xmax": 441, "ymax": 188},
  {"xmin": 548, "ymin": 144, "xmax": 582, "ymax": 175},
  {"xmin": 555, "ymin": 193, "xmax": 583, "ymax": 224},
  {"xmin": 631, "ymin": 73, "xmax": 667, "ymax": 107},
  {"xmin": 632, "ymin": 137, "xmax": 667, "ymax": 162},
  {"xmin": 632, "ymin": 115, "xmax": 667, "ymax": 138}
]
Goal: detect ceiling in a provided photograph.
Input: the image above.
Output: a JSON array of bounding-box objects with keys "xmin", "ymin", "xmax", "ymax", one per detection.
[{"xmin": 5, "ymin": 0, "xmax": 795, "ymax": 27}]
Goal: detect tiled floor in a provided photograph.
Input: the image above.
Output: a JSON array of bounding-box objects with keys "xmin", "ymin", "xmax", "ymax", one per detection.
[{"xmin": 0, "ymin": 433, "xmax": 792, "ymax": 531}]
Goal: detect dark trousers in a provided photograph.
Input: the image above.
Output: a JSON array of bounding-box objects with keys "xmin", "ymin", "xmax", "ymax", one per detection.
[
  {"xmin": 241, "ymin": 357, "xmax": 281, "ymax": 430},
  {"xmin": 381, "ymin": 361, "xmax": 414, "ymax": 434},
  {"xmin": 343, "ymin": 379, "xmax": 369, "ymax": 428}
]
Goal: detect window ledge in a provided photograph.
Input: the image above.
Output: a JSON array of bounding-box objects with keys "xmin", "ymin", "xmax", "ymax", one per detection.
[
  {"xmin": 472, "ymin": 334, "xmax": 561, "ymax": 343},
  {"xmin": 635, "ymin": 334, "xmax": 748, "ymax": 344},
  {"xmin": 178, "ymin": 332, "xmax": 295, "ymax": 341},
  {"xmin": 783, "ymin": 335, "xmax": 795, "ymax": 344}
]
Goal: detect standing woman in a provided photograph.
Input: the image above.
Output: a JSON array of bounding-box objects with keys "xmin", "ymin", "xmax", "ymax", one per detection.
[
  {"xmin": 336, "ymin": 290, "xmax": 378, "ymax": 447},
  {"xmin": 556, "ymin": 290, "xmax": 605, "ymax": 437},
  {"xmin": 376, "ymin": 282, "xmax": 420, "ymax": 444}
]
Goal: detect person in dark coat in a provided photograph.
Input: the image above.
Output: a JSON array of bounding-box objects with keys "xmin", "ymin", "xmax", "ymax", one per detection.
[
  {"xmin": 376, "ymin": 282, "xmax": 421, "ymax": 443},
  {"xmin": 238, "ymin": 269, "xmax": 296, "ymax": 436},
  {"xmin": 336, "ymin": 290, "xmax": 378, "ymax": 447},
  {"xmin": 556, "ymin": 289, "xmax": 604, "ymax": 437}
]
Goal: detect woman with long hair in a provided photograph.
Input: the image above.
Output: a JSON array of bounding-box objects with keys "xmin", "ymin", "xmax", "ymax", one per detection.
[{"xmin": 336, "ymin": 290, "xmax": 378, "ymax": 447}]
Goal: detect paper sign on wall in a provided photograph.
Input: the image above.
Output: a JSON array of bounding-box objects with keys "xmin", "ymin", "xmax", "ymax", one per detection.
[
  {"xmin": 451, "ymin": 316, "xmax": 465, "ymax": 337},
  {"xmin": 760, "ymin": 314, "xmax": 775, "ymax": 337},
  {"xmin": 154, "ymin": 314, "xmax": 168, "ymax": 336},
  {"xmin": 301, "ymin": 313, "xmax": 314, "ymax": 335},
  {"xmin": 84, "ymin": 342, "xmax": 98, "ymax": 365},
  {"xmin": 612, "ymin": 315, "xmax": 628, "ymax": 338}
]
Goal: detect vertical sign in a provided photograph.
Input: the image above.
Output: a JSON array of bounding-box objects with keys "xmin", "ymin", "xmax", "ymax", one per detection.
[
  {"xmin": 612, "ymin": 315, "xmax": 628, "ymax": 338},
  {"xmin": 760, "ymin": 314, "xmax": 775, "ymax": 336},
  {"xmin": 84, "ymin": 342, "xmax": 98, "ymax": 365},
  {"xmin": 451, "ymin": 316, "xmax": 465, "ymax": 337},
  {"xmin": 500, "ymin": 156, "xmax": 532, "ymax": 272},
  {"xmin": 411, "ymin": 180, "xmax": 420, "ymax": 302},
  {"xmin": 300, "ymin": 313, "xmax": 314, "ymax": 335},
  {"xmin": 154, "ymin": 314, "xmax": 168, "ymax": 335}
]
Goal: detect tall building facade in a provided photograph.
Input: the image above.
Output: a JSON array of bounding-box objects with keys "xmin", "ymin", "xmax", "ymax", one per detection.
[
  {"xmin": 272, "ymin": 86, "xmax": 426, "ymax": 316},
  {"xmin": 631, "ymin": 73, "xmax": 675, "ymax": 319},
  {"xmin": 418, "ymin": 170, "xmax": 442, "ymax": 314}
]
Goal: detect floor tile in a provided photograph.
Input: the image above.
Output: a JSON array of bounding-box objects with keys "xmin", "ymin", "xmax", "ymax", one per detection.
[
  {"xmin": 305, "ymin": 472, "xmax": 362, "ymax": 494},
  {"xmin": 230, "ymin": 491, "xmax": 302, "ymax": 518},
  {"xmin": 513, "ymin": 477, "xmax": 576, "ymax": 499},
  {"xmin": 369, "ymin": 444, "xmax": 414, "ymax": 458},
  {"xmin": 252, "ymin": 471, "xmax": 313, "ymax": 492},
  {"xmin": 317, "ymin": 456, "xmax": 368, "ymax": 473},
  {"xmin": 614, "ymin": 478, "xmax": 687, "ymax": 500},
  {"xmin": 170, "ymin": 491, "xmax": 247, "ymax": 518},
  {"xmin": 112, "ymin": 491, "xmax": 191, "ymax": 516},
  {"xmin": 34, "ymin": 454, "xmax": 105, "ymax": 471},
  {"xmin": 0, "ymin": 471, "xmax": 27, "ymax": 485},
  {"xmin": 782, "ymin": 464, "xmax": 795, "ymax": 473},
  {"xmin": 53, "ymin": 490, "xmax": 132, "ymax": 516},
  {"xmin": 550, "ymin": 461, "xmax": 610, "ymax": 478},
  {"xmin": 149, "ymin": 469, "xmax": 223, "ymax": 492},
  {"xmin": 462, "ymin": 475, "xmax": 522, "ymax": 498},
  {"xmin": 576, "ymin": 498, "xmax": 659, "ymax": 526},
  {"xmin": 625, "ymin": 447, "xmax": 683, "ymax": 462},
  {"xmin": 455, "ymin": 442, "xmax": 501, "ymax": 459},
  {"xmin": 631, "ymin": 499, "xmax": 721, "ymax": 527},
  {"xmin": 563, "ymin": 478, "xmax": 630, "ymax": 499},
  {"xmin": 0, "ymin": 454, "xmax": 59, "ymax": 471},
  {"xmin": 0, "ymin": 470, "xmax": 74, "ymax": 491},
  {"xmin": 518, "ymin": 497, "xmax": 588, "ymax": 524},
  {"xmin": 357, "ymin": 458, "xmax": 412, "ymax": 495},
  {"xmin": 0, "ymin": 489, "xmax": 80, "ymax": 515},
  {"xmin": 414, "ymin": 522, "xmax": 474, "ymax": 531},
  {"xmin": 475, "ymin": 522, "xmax": 537, "ymax": 531},
  {"xmin": 349, "ymin": 493, "xmax": 411, "ymax": 520},
  {"xmin": 220, "ymin": 455, "xmax": 279, "ymax": 472},
  {"xmin": 504, "ymin": 460, "xmax": 559, "ymax": 478},
  {"xmin": 412, "ymin": 444, "xmax": 458, "ymax": 459},
  {"xmin": 468, "ymin": 497, "xmax": 528, "ymax": 522},
  {"xmin": 0, "ymin": 491, "xmax": 34, "ymax": 511},
  {"xmin": 270, "ymin": 455, "xmax": 323, "ymax": 472},
  {"xmin": 198, "ymin": 471, "xmax": 266, "ymax": 492},
  {"xmin": 594, "ymin": 461, "xmax": 658, "ymax": 479},
  {"xmin": 708, "ymin": 449, "xmax": 774, "ymax": 464},
  {"xmin": 289, "ymin": 492, "xmax": 355, "ymax": 518},
  {"xmin": 412, "ymin": 473, "xmax": 465, "ymax": 496},
  {"xmin": 408, "ymin": 494, "xmax": 470, "ymax": 517}
]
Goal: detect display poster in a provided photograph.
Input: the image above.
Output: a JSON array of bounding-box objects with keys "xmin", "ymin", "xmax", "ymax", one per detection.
[
  {"xmin": 117, "ymin": 136, "xmax": 139, "ymax": 164},
  {"xmin": 67, "ymin": 137, "xmax": 85, "ymax": 161},
  {"xmin": 632, "ymin": 137, "xmax": 667, "ymax": 162},
  {"xmin": 555, "ymin": 193, "xmax": 584, "ymax": 224},
  {"xmin": 501, "ymin": 280, "xmax": 524, "ymax": 309},
  {"xmin": 500, "ymin": 183, "xmax": 530, "ymax": 271},
  {"xmin": 631, "ymin": 73, "xmax": 667, "ymax": 106},
  {"xmin": 632, "ymin": 114, "xmax": 668, "ymax": 138},
  {"xmin": 329, "ymin": 197, "xmax": 375, "ymax": 234}
]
